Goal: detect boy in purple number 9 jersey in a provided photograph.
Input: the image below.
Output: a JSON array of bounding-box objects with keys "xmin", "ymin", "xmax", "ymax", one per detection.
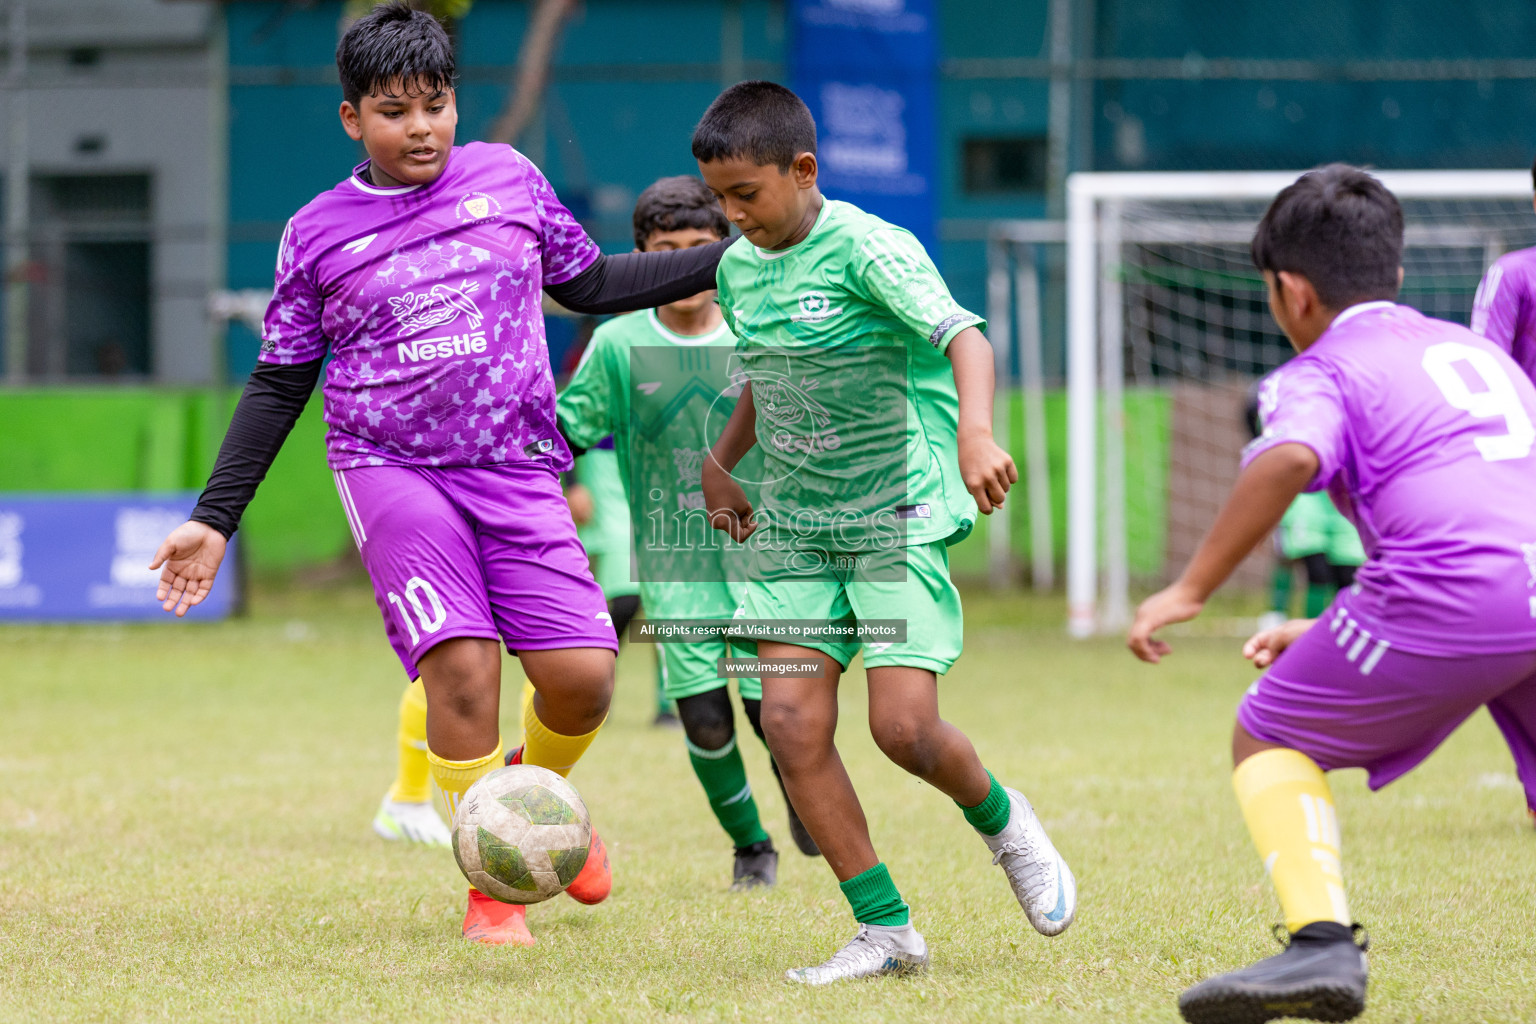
[
  {"xmin": 1129, "ymin": 166, "xmax": 1536, "ymax": 1024},
  {"xmin": 147, "ymin": 3, "xmax": 731, "ymax": 947}
]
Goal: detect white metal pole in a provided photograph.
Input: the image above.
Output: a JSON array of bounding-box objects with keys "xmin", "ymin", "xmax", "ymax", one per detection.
[
  {"xmin": 1015, "ymin": 247, "xmax": 1053, "ymax": 591},
  {"xmin": 1066, "ymin": 176, "xmax": 1097, "ymax": 636},
  {"xmin": 985, "ymin": 235, "xmax": 1013, "ymax": 589},
  {"xmin": 1099, "ymin": 200, "xmax": 1129, "ymax": 629},
  {"xmin": 4, "ymin": 0, "xmax": 26, "ymax": 385}
]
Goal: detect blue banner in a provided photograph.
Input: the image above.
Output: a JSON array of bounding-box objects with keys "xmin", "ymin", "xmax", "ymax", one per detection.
[
  {"xmin": 0, "ymin": 493, "xmax": 239, "ymax": 621},
  {"xmin": 790, "ymin": 0, "xmax": 938, "ymax": 255}
]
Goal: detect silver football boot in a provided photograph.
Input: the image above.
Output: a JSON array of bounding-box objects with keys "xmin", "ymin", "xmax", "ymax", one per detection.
[
  {"xmin": 980, "ymin": 787, "xmax": 1077, "ymax": 936},
  {"xmin": 784, "ymin": 924, "xmax": 929, "ymax": 984}
]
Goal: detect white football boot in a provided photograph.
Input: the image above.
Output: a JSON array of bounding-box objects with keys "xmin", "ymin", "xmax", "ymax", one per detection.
[
  {"xmin": 785, "ymin": 923, "xmax": 929, "ymax": 984},
  {"xmin": 979, "ymin": 787, "xmax": 1076, "ymax": 936},
  {"xmin": 372, "ymin": 795, "xmax": 452, "ymax": 847}
]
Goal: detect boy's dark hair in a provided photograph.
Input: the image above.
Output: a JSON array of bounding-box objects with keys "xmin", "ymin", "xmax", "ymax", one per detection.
[
  {"xmin": 632, "ymin": 176, "xmax": 730, "ymax": 249},
  {"xmin": 1529, "ymin": 153, "xmax": 1536, "ymax": 193},
  {"xmin": 1250, "ymin": 164, "xmax": 1403, "ymax": 309},
  {"xmin": 336, "ymin": 2, "xmax": 456, "ymax": 110},
  {"xmin": 691, "ymin": 81, "xmax": 817, "ymax": 172}
]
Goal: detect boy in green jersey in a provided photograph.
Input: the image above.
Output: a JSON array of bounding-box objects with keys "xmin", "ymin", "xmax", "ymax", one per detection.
[
  {"xmin": 566, "ymin": 441, "xmax": 678, "ymax": 727},
  {"xmin": 556, "ymin": 175, "xmax": 819, "ymax": 889},
  {"xmin": 693, "ymin": 82, "xmax": 1077, "ymax": 983}
]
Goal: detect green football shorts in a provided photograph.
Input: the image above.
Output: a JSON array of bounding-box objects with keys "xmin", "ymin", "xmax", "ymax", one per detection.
[
  {"xmin": 658, "ymin": 638, "xmax": 761, "ymax": 701},
  {"xmin": 729, "ymin": 540, "xmax": 964, "ymax": 674}
]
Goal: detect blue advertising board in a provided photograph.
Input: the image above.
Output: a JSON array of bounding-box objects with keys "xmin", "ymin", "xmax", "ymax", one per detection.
[
  {"xmin": 0, "ymin": 493, "xmax": 239, "ymax": 621},
  {"xmin": 789, "ymin": 0, "xmax": 938, "ymax": 255}
]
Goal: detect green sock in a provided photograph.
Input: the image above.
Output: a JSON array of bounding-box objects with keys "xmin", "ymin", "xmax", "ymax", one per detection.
[
  {"xmin": 958, "ymin": 770, "xmax": 1011, "ymax": 837},
  {"xmin": 839, "ymin": 863, "xmax": 910, "ymax": 926},
  {"xmin": 653, "ymin": 649, "xmax": 671, "ymax": 716},
  {"xmin": 686, "ymin": 734, "xmax": 770, "ymax": 848},
  {"xmin": 1270, "ymin": 564, "xmax": 1294, "ymax": 617},
  {"xmin": 1304, "ymin": 583, "xmax": 1331, "ymax": 617}
]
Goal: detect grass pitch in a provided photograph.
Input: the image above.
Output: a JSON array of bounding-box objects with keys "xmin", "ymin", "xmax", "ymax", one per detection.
[{"xmin": 2, "ymin": 581, "xmax": 1533, "ymax": 1023}]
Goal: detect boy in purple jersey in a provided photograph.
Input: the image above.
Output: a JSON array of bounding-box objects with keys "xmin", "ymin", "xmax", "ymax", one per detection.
[
  {"xmin": 1470, "ymin": 154, "xmax": 1536, "ymax": 384},
  {"xmin": 147, "ymin": 3, "xmax": 730, "ymax": 947},
  {"xmin": 1128, "ymin": 165, "xmax": 1536, "ymax": 1024}
]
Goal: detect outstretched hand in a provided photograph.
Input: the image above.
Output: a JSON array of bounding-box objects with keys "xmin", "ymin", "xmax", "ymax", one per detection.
[
  {"xmin": 958, "ymin": 429, "xmax": 1018, "ymax": 515},
  {"xmin": 1126, "ymin": 583, "xmax": 1205, "ymax": 663},
  {"xmin": 150, "ymin": 520, "xmax": 228, "ymax": 617},
  {"xmin": 1242, "ymin": 617, "xmax": 1314, "ymax": 669}
]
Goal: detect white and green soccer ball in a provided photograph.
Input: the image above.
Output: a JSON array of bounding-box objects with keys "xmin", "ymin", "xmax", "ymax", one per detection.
[{"xmin": 452, "ymin": 765, "xmax": 592, "ymax": 905}]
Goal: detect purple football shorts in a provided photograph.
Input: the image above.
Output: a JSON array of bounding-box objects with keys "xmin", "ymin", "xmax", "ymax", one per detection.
[
  {"xmin": 1239, "ymin": 603, "xmax": 1536, "ymax": 808},
  {"xmin": 332, "ymin": 462, "xmax": 617, "ymax": 679}
]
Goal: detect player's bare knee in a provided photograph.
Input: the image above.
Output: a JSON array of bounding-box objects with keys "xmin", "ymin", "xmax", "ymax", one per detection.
[
  {"xmin": 760, "ymin": 702, "xmax": 824, "ymax": 770},
  {"xmin": 526, "ymin": 649, "xmax": 614, "ymax": 721},
  {"xmin": 870, "ymin": 715, "xmax": 940, "ymax": 778},
  {"xmin": 677, "ymin": 691, "xmax": 735, "ymax": 751},
  {"xmin": 419, "ymin": 639, "xmax": 500, "ymax": 721},
  {"xmin": 441, "ymin": 682, "xmax": 497, "ymax": 721},
  {"xmin": 544, "ymin": 676, "xmax": 612, "ymax": 724}
]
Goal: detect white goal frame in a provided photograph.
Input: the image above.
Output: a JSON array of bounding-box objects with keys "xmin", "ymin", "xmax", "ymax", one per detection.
[{"xmin": 1066, "ymin": 169, "xmax": 1533, "ymax": 637}]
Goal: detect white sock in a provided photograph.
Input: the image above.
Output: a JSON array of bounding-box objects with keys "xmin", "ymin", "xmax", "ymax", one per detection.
[{"xmin": 866, "ymin": 921, "xmax": 925, "ymax": 954}]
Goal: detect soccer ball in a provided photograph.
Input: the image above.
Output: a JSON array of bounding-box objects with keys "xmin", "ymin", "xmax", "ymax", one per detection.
[{"xmin": 451, "ymin": 764, "xmax": 592, "ymax": 905}]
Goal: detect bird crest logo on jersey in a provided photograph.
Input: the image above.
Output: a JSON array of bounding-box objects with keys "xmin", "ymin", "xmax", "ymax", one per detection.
[
  {"xmin": 672, "ymin": 447, "xmax": 706, "ymax": 487},
  {"xmin": 456, "ymin": 191, "xmax": 502, "ymax": 224},
  {"xmin": 389, "ymin": 280, "xmax": 485, "ymax": 333},
  {"xmin": 755, "ymin": 373, "xmax": 842, "ymax": 455},
  {"xmin": 791, "ymin": 290, "xmax": 844, "ymax": 324}
]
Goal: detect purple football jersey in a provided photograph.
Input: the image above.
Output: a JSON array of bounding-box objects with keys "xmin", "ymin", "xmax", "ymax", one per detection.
[
  {"xmin": 260, "ymin": 142, "xmax": 600, "ymax": 470},
  {"xmin": 1247, "ymin": 301, "xmax": 1536, "ymax": 655},
  {"xmin": 1472, "ymin": 245, "xmax": 1536, "ymax": 385}
]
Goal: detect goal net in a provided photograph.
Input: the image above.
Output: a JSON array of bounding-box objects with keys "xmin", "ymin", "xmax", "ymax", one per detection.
[{"xmin": 1065, "ymin": 170, "xmax": 1535, "ymax": 636}]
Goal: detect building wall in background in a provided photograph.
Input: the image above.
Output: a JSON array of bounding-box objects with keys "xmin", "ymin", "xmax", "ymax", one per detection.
[
  {"xmin": 11, "ymin": 0, "xmax": 1535, "ymax": 574},
  {"xmin": 223, "ymin": 0, "xmax": 1536, "ymax": 382},
  {"xmin": 0, "ymin": 0, "xmax": 218, "ymax": 384},
  {"xmin": 1091, "ymin": 1, "xmax": 1536, "ymax": 173}
]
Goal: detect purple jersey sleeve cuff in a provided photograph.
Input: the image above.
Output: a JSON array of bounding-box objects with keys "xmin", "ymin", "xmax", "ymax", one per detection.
[
  {"xmin": 543, "ymin": 242, "xmax": 601, "ymax": 288},
  {"xmin": 1240, "ymin": 430, "xmax": 1330, "ymax": 492}
]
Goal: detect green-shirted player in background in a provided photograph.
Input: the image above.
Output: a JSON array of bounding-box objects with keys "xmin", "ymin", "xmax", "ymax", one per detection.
[
  {"xmin": 557, "ymin": 175, "xmax": 820, "ymax": 890},
  {"xmin": 694, "ymin": 82, "xmax": 1077, "ymax": 984},
  {"xmin": 565, "ymin": 437, "xmax": 679, "ymax": 728}
]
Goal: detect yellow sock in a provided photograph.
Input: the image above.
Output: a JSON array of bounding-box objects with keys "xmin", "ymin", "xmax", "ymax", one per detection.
[
  {"xmin": 522, "ymin": 698, "xmax": 603, "ymax": 779},
  {"xmin": 516, "ymin": 678, "xmax": 536, "ymax": 748},
  {"xmin": 427, "ymin": 740, "xmax": 503, "ymax": 827},
  {"xmin": 388, "ymin": 680, "xmax": 433, "ymax": 804},
  {"xmin": 1234, "ymin": 748, "xmax": 1350, "ymax": 932}
]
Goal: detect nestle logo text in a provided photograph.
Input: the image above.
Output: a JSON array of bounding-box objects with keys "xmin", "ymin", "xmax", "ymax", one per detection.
[{"xmin": 396, "ymin": 331, "xmax": 488, "ymax": 363}]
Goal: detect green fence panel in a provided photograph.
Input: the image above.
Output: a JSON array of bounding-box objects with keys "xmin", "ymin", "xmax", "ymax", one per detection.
[
  {"xmin": 947, "ymin": 388, "xmax": 1172, "ymax": 582},
  {"xmin": 0, "ymin": 389, "xmax": 351, "ymax": 572}
]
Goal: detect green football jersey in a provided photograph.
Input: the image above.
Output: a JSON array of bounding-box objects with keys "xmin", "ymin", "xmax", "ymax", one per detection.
[
  {"xmin": 716, "ymin": 198, "xmax": 984, "ymax": 550},
  {"xmin": 573, "ymin": 446, "xmax": 639, "ymax": 599},
  {"xmin": 557, "ymin": 308, "xmax": 760, "ymax": 616}
]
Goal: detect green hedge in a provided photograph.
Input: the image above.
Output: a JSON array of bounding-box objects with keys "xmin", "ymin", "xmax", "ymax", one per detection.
[
  {"xmin": 947, "ymin": 388, "xmax": 1171, "ymax": 581},
  {"xmin": 2, "ymin": 386, "xmax": 1174, "ymax": 580},
  {"xmin": 0, "ymin": 389, "xmax": 350, "ymax": 571}
]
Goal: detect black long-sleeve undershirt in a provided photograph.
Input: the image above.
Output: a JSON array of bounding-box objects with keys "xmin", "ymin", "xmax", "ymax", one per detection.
[
  {"xmin": 190, "ymin": 358, "xmax": 322, "ymax": 538},
  {"xmin": 189, "ymin": 241, "xmax": 730, "ymax": 537},
  {"xmin": 544, "ymin": 238, "xmax": 731, "ymax": 314}
]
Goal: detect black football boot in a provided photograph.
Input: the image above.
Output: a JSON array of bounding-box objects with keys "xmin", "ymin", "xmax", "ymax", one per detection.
[{"xmin": 1178, "ymin": 922, "xmax": 1369, "ymax": 1024}]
